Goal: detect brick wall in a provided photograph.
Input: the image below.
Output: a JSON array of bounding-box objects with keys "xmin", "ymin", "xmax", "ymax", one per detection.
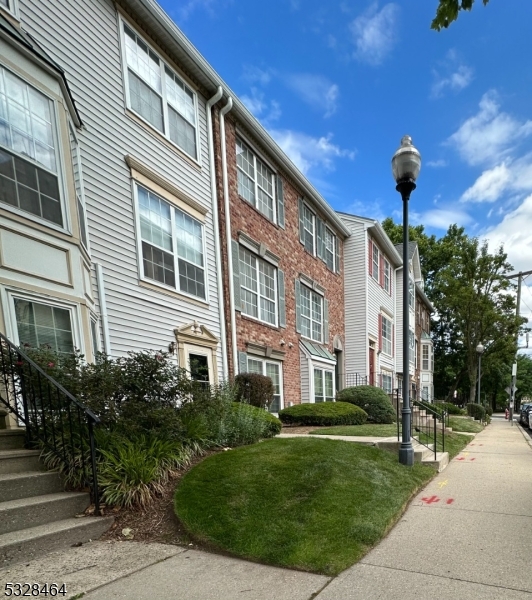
[{"xmin": 213, "ymin": 108, "xmax": 345, "ymax": 406}]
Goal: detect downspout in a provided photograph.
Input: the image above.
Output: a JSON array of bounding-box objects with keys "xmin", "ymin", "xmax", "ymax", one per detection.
[
  {"xmin": 94, "ymin": 263, "xmax": 111, "ymax": 355},
  {"xmin": 206, "ymin": 86, "xmax": 228, "ymax": 380},
  {"xmin": 219, "ymin": 96, "xmax": 236, "ymax": 375}
]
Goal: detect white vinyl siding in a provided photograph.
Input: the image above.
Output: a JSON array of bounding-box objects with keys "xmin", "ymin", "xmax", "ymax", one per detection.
[
  {"xmin": 136, "ymin": 184, "xmax": 206, "ymax": 300},
  {"xmin": 381, "ymin": 315, "xmax": 392, "ymax": 356},
  {"xmin": 314, "ymin": 368, "xmax": 334, "ymax": 402},
  {"xmin": 239, "ymin": 247, "xmax": 277, "ymax": 325},
  {"xmin": 0, "ymin": 65, "xmax": 62, "ymax": 226},
  {"xmin": 122, "ymin": 22, "xmax": 198, "ymax": 160},
  {"xmin": 247, "ymin": 357, "xmax": 283, "ymax": 412},
  {"xmin": 236, "ymin": 138, "xmax": 275, "ymax": 222},
  {"xmin": 300, "ymin": 285, "xmax": 322, "ymax": 342}
]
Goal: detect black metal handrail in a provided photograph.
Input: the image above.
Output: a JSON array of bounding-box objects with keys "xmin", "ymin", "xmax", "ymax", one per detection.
[
  {"xmin": 411, "ymin": 400, "xmax": 446, "ymax": 460},
  {"xmin": 0, "ymin": 333, "xmax": 101, "ymax": 514},
  {"xmin": 344, "ymin": 373, "xmax": 369, "ymax": 387}
]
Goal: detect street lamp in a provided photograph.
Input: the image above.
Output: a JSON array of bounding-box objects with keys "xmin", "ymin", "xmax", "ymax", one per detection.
[
  {"xmin": 392, "ymin": 135, "xmax": 421, "ymax": 467},
  {"xmin": 476, "ymin": 342, "xmax": 485, "ymax": 405}
]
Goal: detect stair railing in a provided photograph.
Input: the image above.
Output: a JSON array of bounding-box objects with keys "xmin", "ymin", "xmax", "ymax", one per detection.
[
  {"xmin": 411, "ymin": 400, "xmax": 447, "ymax": 461},
  {"xmin": 0, "ymin": 333, "xmax": 101, "ymax": 514}
]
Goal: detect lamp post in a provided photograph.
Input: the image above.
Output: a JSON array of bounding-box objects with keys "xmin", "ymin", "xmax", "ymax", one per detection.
[
  {"xmin": 392, "ymin": 135, "xmax": 421, "ymax": 467},
  {"xmin": 476, "ymin": 342, "xmax": 485, "ymax": 405}
]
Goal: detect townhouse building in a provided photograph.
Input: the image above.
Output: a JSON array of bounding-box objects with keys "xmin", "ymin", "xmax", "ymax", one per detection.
[
  {"xmin": 214, "ymin": 109, "xmax": 349, "ymax": 410},
  {"xmin": 339, "ymin": 213, "xmax": 402, "ymax": 395},
  {"xmin": 415, "ymin": 283, "xmax": 434, "ymax": 402}
]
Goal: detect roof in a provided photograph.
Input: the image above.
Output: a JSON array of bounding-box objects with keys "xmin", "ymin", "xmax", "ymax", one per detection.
[
  {"xmin": 415, "ymin": 282, "xmax": 434, "ymax": 312},
  {"xmin": 421, "ymin": 331, "xmax": 432, "ymax": 341},
  {"xmin": 120, "ymin": 0, "xmax": 351, "ymax": 238},
  {"xmin": 394, "ymin": 242, "xmax": 417, "ymax": 260},
  {"xmin": 300, "ymin": 340, "xmax": 336, "ymax": 362},
  {"xmin": 0, "ymin": 13, "xmax": 82, "ymax": 126}
]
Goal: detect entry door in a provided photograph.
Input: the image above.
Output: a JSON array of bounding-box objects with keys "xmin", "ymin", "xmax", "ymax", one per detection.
[{"xmin": 369, "ymin": 347, "xmax": 375, "ymax": 386}]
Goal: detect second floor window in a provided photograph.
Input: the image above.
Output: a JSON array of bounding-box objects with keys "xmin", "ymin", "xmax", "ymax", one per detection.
[
  {"xmin": 236, "ymin": 139, "xmax": 275, "ymax": 221},
  {"xmin": 0, "ymin": 66, "xmax": 62, "ymax": 226},
  {"xmin": 122, "ymin": 23, "xmax": 198, "ymax": 160},
  {"xmin": 381, "ymin": 315, "xmax": 392, "ymax": 356},
  {"xmin": 384, "ymin": 259, "xmax": 390, "ymax": 293},
  {"xmin": 422, "ymin": 344, "xmax": 429, "ymax": 371},
  {"xmin": 239, "ymin": 247, "xmax": 277, "ymax": 325},
  {"xmin": 409, "ymin": 280, "xmax": 415, "ymax": 309},
  {"xmin": 300, "ymin": 201, "xmax": 315, "ymax": 254},
  {"xmin": 301, "ymin": 285, "xmax": 322, "ymax": 342},
  {"xmin": 372, "ymin": 244, "xmax": 379, "ymax": 280},
  {"xmin": 324, "ymin": 227, "xmax": 335, "ymax": 271},
  {"xmin": 137, "ymin": 184, "xmax": 206, "ymax": 299}
]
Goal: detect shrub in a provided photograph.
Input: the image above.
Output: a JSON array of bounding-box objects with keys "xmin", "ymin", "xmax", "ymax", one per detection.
[
  {"xmin": 436, "ymin": 402, "xmax": 464, "ymax": 415},
  {"xmin": 466, "ymin": 403, "xmax": 486, "ymax": 421},
  {"xmin": 278, "ymin": 402, "xmax": 368, "ymax": 426},
  {"xmin": 336, "ymin": 386, "xmax": 395, "ymax": 424},
  {"xmin": 485, "ymin": 405, "xmax": 493, "ymax": 416},
  {"xmin": 235, "ymin": 373, "xmax": 274, "ymax": 409}
]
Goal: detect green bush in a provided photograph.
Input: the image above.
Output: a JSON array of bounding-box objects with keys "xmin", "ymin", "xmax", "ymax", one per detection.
[
  {"xmin": 437, "ymin": 402, "xmax": 464, "ymax": 415},
  {"xmin": 278, "ymin": 402, "xmax": 368, "ymax": 426},
  {"xmin": 466, "ymin": 403, "xmax": 486, "ymax": 421},
  {"xmin": 485, "ymin": 405, "xmax": 493, "ymax": 416},
  {"xmin": 235, "ymin": 373, "xmax": 274, "ymax": 409},
  {"xmin": 336, "ymin": 386, "xmax": 395, "ymax": 424}
]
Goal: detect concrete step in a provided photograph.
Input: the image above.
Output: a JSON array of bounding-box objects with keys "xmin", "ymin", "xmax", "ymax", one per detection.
[
  {"xmin": 0, "ymin": 515, "xmax": 114, "ymax": 567},
  {"xmin": 421, "ymin": 451, "xmax": 450, "ymax": 472},
  {"xmin": 0, "ymin": 471, "xmax": 64, "ymax": 503},
  {"xmin": 0, "ymin": 449, "xmax": 41, "ymax": 474},
  {"xmin": 0, "ymin": 430, "xmax": 26, "ymax": 451},
  {"xmin": 0, "ymin": 492, "xmax": 89, "ymax": 535}
]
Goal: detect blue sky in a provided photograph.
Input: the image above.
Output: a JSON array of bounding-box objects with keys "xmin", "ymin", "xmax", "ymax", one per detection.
[{"xmin": 160, "ymin": 0, "xmax": 532, "ymax": 324}]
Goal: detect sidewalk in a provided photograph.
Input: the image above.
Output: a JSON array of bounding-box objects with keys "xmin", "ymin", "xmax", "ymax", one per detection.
[{"xmin": 2, "ymin": 417, "xmax": 530, "ymax": 600}]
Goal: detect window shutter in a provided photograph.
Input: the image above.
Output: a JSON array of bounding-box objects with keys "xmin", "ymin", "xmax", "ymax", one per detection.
[
  {"xmin": 238, "ymin": 351, "xmax": 247, "ymax": 375},
  {"xmin": 378, "ymin": 314, "xmax": 382, "ymax": 352},
  {"xmin": 231, "ymin": 240, "xmax": 241, "ymax": 311},
  {"xmin": 295, "ymin": 278, "xmax": 302, "ymax": 333},
  {"xmin": 380, "ymin": 255, "xmax": 384, "ymax": 287},
  {"xmin": 368, "ymin": 239, "xmax": 372, "ymax": 276},
  {"xmin": 323, "ymin": 298, "xmax": 329, "ymax": 344},
  {"xmin": 298, "ymin": 198, "xmax": 305, "ymax": 244},
  {"xmin": 335, "ymin": 236, "xmax": 341, "ymax": 273},
  {"xmin": 276, "ymin": 175, "xmax": 285, "ymax": 229},
  {"xmin": 278, "ymin": 269, "xmax": 286, "ymax": 328},
  {"xmin": 316, "ymin": 218, "xmax": 325, "ymax": 259}
]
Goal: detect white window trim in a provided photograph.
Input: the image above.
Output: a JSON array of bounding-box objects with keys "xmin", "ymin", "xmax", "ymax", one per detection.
[
  {"xmin": 0, "ymin": 0, "xmax": 20, "ymax": 19},
  {"xmin": 422, "ymin": 344, "xmax": 429, "ymax": 371},
  {"xmin": 311, "ymin": 365, "xmax": 335, "ymax": 404},
  {"xmin": 301, "ymin": 201, "xmax": 316, "ymax": 255},
  {"xmin": 3, "ymin": 287, "xmax": 84, "ymax": 354},
  {"xmin": 239, "ymin": 248, "xmax": 278, "ymax": 327},
  {"xmin": 381, "ymin": 314, "xmax": 393, "ymax": 356},
  {"xmin": 236, "ymin": 138, "xmax": 277, "ymax": 223},
  {"xmin": 324, "ymin": 226, "xmax": 335, "ymax": 271},
  {"xmin": 0, "ymin": 63, "xmax": 71, "ymax": 234},
  {"xmin": 118, "ymin": 17, "xmax": 201, "ymax": 165},
  {"xmin": 372, "ymin": 244, "xmax": 379, "ymax": 281},
  {"xmin": 246, "ymin": 356, "xmax": 284, "ymax": 411},
  {"xmin": 133, "ymin": 182, "xmax": 209, "ymax": 303},
  {"xmin": 185, "ymin": 343, "xmax": 215, "ymax": 385},
  {"xmin": 300, "ymin": 284, "xmax": 323, "ymax": 343},
  {"xmin": 384, "ymin": 259, "xmax": 390, "ymax": 293}
]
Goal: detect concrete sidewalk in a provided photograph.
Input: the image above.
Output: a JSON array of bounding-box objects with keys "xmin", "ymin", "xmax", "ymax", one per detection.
[{"xmin": 2, "ymin": 417, "xmax": 530, "ymax": 600}]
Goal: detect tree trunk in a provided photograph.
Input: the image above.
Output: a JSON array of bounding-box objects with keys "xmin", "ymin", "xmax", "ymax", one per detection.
[{"xmin": 469, "ymin": 362, "xmax": 478, "ymax": 404}]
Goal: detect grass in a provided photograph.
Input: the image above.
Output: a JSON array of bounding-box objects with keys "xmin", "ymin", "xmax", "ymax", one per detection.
[
  {"xmin": 174, "ymin": 437, "xmax": 435, "ymax": 576},
  {"xmin": 309, "ymin": 423, "xmax": 398, "ymax": 437},
  {"xmin": 448, "ymin": 416, "xmax": 484, "ymax": 434},
  {"xmin": 416, "ymin": 430, "xmax": 472, "ymax": 459}
]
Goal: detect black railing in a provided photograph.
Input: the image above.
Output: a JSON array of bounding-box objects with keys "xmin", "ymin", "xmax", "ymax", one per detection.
[
  {"xmin": 344, "ymin": 373, "xmax": 368, "ymax": 387},
  {"xmin": 411, "ymin": 400, "xmax": 446, "ymax": 460},
  {"xmin": 0, "ymin": 333, "xmax": 101, "ymax": 514}
]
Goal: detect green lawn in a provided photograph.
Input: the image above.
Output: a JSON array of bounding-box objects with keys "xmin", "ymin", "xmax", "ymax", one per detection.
[
  {"xmin": 175, "ymin": 437, "xmax": 435, "ymax": 576},
  {"xmin": 309, "ymin": 424, "xmax": 398, "ymax": 437},
  {"xmin": 448, "ymin": 416, "xmax": 484, "ymax": 434}
]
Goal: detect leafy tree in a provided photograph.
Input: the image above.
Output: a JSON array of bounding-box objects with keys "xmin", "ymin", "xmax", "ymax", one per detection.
[{"xmin": 432, "ymin": 0, "xmax": 490, "ymax": 31}]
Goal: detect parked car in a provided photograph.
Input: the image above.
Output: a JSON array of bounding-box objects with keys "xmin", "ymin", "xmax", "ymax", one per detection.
[{"xmin": 519, "ymin": 403, "xmax": 532, "ymax": 426}]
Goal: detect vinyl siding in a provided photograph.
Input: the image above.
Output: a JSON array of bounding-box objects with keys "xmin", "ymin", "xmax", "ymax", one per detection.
[
  {"xmin": 300, "ymin": 349, "xmax": 310, "ymax": 403},
  {"xmin": 18, "ymin": 0, "xmax": 223, "ymax": 375}
]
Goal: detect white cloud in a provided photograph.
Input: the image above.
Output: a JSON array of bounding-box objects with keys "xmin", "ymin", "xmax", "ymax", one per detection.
[
  {"xmin": 447, "ymin": 91, "xmax": 532, "ymax": 166},
  {"xmin": 431, "ymin": 50, "xmax": 473, "ymax": 99},
  {"xmin": 411, "ymin": 207, "xmax": 474, "ymax": 230},
  {"xmin": 349, "ymin": 3, "xmax": 399, "ymax": 66},
  {"xmin": 346, "ymin": 199, "xmax": 386, "ymax": 221},
  {"xmin": 241, "ymin": 88, "xmax": 281, "ymax": 126},
  {"xmin": 177, "ymin": 0, "xmax": 219, "ymax": 21},
  {"xmin": 269, "ymin": 130, "xmax": 355, "ymax": 175},
  {"xmin": 241, "ymin": 65, "xmax": 272, "ymax": 87},
  {"xmin": 427, "ymin": 159, "xmax": 448, "ymax": 168},
  {"xmin": 284, "ymin": 74, "xmax": 339, "ymax": 118}
]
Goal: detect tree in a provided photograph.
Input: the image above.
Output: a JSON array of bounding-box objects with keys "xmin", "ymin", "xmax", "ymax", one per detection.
[{"xmin": 432, "ymin": 0, "xmax": 490, "ymax": 31}]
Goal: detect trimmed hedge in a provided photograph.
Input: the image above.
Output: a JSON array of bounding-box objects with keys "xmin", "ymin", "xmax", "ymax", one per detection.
[
  {"xmin": 336, "ymin": 386, "xmax": 395, "ymax": 424},
  {"xmin": 231, "ymin": 402, "xmax": 282, "ymax": 436},
  {"xmin": 466, "ymin": 403, "xmax": 486, "ymax": 421},
  {"xmin": 437, "ymin": 402, "xmax": 464, "ymax": 415},
  {"xmin": 235, "ymin": 373, "xmax": 274, "ymax": 409},
  {"xmin": 278, "ymin": 402, "xmax": 367, "ymax": 426}
]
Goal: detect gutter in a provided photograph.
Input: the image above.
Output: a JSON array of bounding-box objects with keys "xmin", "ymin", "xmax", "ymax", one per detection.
[{"xmin": 205, "ymin": 86, "xmax": 228, "ymax": 380}]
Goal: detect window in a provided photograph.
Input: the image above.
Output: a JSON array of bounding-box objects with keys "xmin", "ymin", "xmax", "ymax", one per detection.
[
  {"xmin": 69, "ymin": 124, "xmax": 88, "ymax": 249},
  {"xmin": 0, "ymin": 66, "xmax": 62, "ymax": 226},
  {"xmin": 422, "ymin": 345, "xmax": 429, "ymax": 371},
  {"xmin": 431, "ymin": 347, "xmax": 434, "ymax": 372},
  {"xmin": 137, "ymin": 184, "xmax": 206, "ymax": 299},
  {"xmin": 189, "ymin": 353, "xmax": 210, "ymax": 387},
  {"xmin": 301, "ymin": 285, "xmax": 322, "ymax": 342},
  {"xmin": 239, "ymin": 247, "xmax": 277, "ymax": 325},
  {"xmin": 300, "ymin": 202, "xmax": 315, "ymax": 254},
  {"xmin": 422, "ymin": 386, "xmax": 429, "ymax": 401},
  {"xmin": 324, "ymin": 227, "xmax": 335, "ymax": 271},
  {"xmin": 90, "ymin": 318, "xmax": 100, "ymax": 358},
  {"xmin": 382, "ymin": 373, "xmax": 392, "ymax": 394},
  {"xmin": 314, "ymin": 368, "xmax": 334, "ymax": 403},
  {"xmin": 384, "ymin": 259, "xmax": 390, "ymax": 293},
  {"xmin": 247, "ymin": 357, "xmax": 283, "ymax": 412},
  {"xmin": 14, "ymin": 298, "xmax": 74, "ymax": 354},
  {"xmin": 381, "ymin": 315, "xmax": 392, "ymax": 356},
  {"xmin": 409, "ymin": 331, "xmax": 415, "ymax": 363},
  {"xmin": 372, "ymin": 244, "xmax": 379, "ymax": 280},
  {"xmin": 122, "ymin": 23, "xmax": 198, "ymax": 160},
  {"xmin": 409, "ymin": 280, "xmax": 415, "ymax": 309},
  {"xmin": 415, "ymin": 339, "xmax": 419, "ymax": 369},
  {"xmin": 0, "ymin": 0, "xmax": 17, "ymax": 16},
  {"xmin": 236, "ymin": 139, "xmax": 276, "ymax": 221}
]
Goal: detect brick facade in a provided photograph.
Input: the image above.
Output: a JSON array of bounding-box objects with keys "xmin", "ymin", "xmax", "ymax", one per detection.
[{"xmin": 213, "ymin": 108, "xmax": 345, "ymax": 407}]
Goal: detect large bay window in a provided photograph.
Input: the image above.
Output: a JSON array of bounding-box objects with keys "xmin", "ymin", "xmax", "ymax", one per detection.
[
  {"xmin": 422, "ymin": 345, "xmax": 429, "ymax": 371},
  {"xmin": 137, "ymin": 184, "xmax": 206, "ymax": 299},
  {"xmin": 0, "ymin": 66, "xmax": 62, "ymax": 226},
  {"xmin": 314, "ymin": 368, "xmax": 334, "ymax": 403},
  {"xmin": 122, "ymin": 23, "xmax": 198, "ymax": 160},
  {"xmin": 239, "ymin": 247, "xmax": 277, "ymax": 325}
]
